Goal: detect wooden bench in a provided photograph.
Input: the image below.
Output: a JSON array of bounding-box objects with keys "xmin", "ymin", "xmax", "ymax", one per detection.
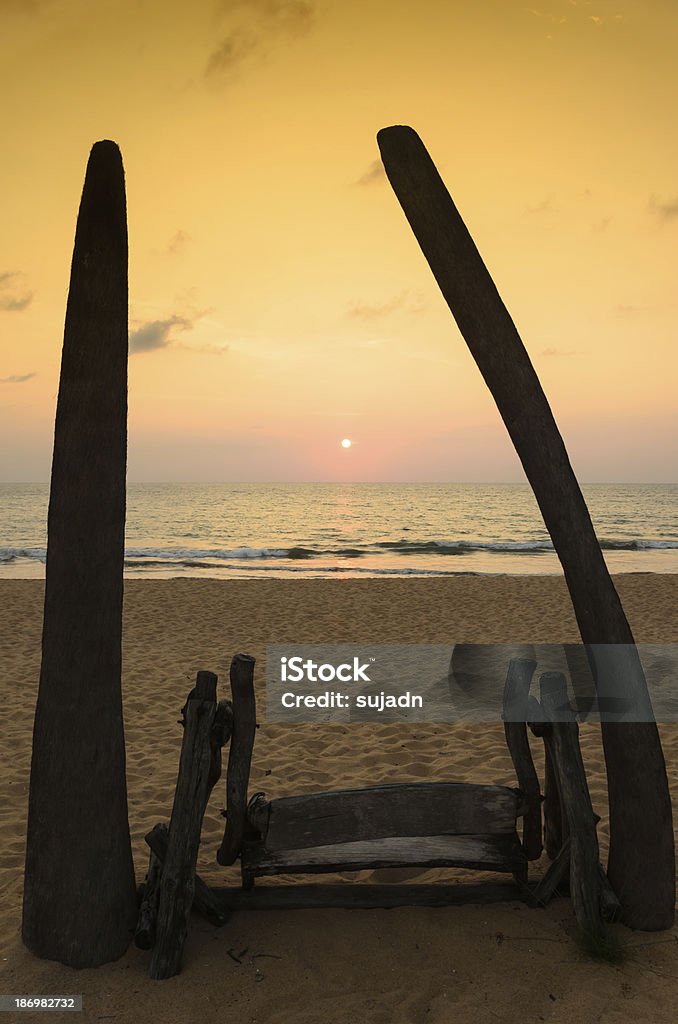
[
  {"xmin": 215, "ymin": 655, "xmax": 539, "ymax": 892},
  {"xmin": 240, "ymin": 782, "xmax": 528, "ymax": 888},
  {"xmin": 139, "ymin": 654, "xmax": 617, "ymax": 980}
]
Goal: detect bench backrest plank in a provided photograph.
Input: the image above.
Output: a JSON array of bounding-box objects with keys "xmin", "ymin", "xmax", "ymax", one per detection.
[{"xmin": 253, "ymin": 782, "xmax": 520, "ymax": 851}]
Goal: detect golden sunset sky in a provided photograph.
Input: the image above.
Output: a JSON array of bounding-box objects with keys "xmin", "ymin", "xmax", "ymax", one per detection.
[{"xmin": 1, "ymin": 0, "xmax": 676, "ymax": 482}]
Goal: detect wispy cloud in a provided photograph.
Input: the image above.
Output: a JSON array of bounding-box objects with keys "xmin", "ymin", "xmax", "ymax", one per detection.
[
  {"xmin": 129, "ymin": 307, "xmax": 226, "ymax": 355},
  {"xmin": 524, "ymin": 8, "xmax": 567, "ymax": 25},
  {"xmin": 355, "ymin": 160, "xmax": 386, "ymax": 187},
  {"xmin": 523, "ymin": 197, "xmax": 558, "ymax": 217},
  {"xmin": 129, "ymin": 315, "xmax": 194, "ymax": 354},
  {"xmin": 0, "ymin": 372, "xmax": 36, "ymax": 384},
  {"xmin": 183, "ymin": 340, "xmax": 230, "ymax": 355},
  {"xmin": 167, "ymin": 230, "xmax": 190, "ymax": 255},
  {"xmin": 347, "ymin": 291, "xmax": 426, "ymax": 320},
  {"xmin": 0, "ymin": 271, "xmax": 33, "ymax": 312},
  {"xmin": 614, "ymin": 304, "xmax": 646, "ymax": 317},
  {"xmin": 207, "ymin": 0, "xmax": 315, "ymax": 79},
  {"xmin": 649, "ymin": 194, "xmax": 678, "ymax": 223},
  {"xmin": 206, "ymin": 30, "xmax": 258, "ymax": 75},
  {"xmin": 525, "ymin": 3, "xmax": 619, "ymax": 34}
]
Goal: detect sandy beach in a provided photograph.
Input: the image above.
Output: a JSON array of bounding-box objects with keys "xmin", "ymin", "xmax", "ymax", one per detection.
[{"xmin": 2, "ymin": 575, "xmax": 678, "ymax": 1023}]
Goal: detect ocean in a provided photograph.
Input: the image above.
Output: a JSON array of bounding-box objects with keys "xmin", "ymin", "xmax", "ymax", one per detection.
[{"xmin": 1, "ymin": 482, "xmax": 676, "ymax": 579}]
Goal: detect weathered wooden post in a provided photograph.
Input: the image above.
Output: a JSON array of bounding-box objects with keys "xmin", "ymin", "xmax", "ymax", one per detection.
[
  {"xmin": 217, "ymin": 654, "xmax": 257, "ymax": 870},
  {"xmin": 22, "ymin": 141, "xmax": 138, "ymax": 965},
  {"xmin": 136, "ymin": 674, "xmax": 232, "ymax": 959},
  {"xmin": 377, "ymin": 125, "xmax": 674, "ymax": 929},
  {"xmin": 502, "ymin": 658, "xmax": 542, "ymax": 861},
  {"xmin": 539, "ymin": 673, "xmax": 609, "ymax": 940},
  {"xmin": 149, "ymin": 671, "xmax": 219, "ymax": 980}
]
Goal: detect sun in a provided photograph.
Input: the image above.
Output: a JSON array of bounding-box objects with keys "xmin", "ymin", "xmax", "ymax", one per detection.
[{"xmin": 341, "ymin": 438, "xmax": 352, "ymax": 449}]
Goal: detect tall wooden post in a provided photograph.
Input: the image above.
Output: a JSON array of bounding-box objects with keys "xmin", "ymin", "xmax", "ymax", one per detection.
[
  {"xmin": 22, "ymin": 141, "xmax": 138, "ymax": 966},
  {"xmin": 377, "ymin": 125, "xmax": 674, "ymax": 930}
]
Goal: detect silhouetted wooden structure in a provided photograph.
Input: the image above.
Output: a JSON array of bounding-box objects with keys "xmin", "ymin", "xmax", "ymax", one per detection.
[
  {"xmin": 137, "ymin": 653, "xmax": 618, "ymax": 978},
  {"xmin": 24, "ymin": 129, "xmax": 672, "ymax": 977},
  {"xmin": 376, "ymin": 124, "xmax": 674, "ymax": 931},
  {"xmin": 23, "ymin": 141, "xmax": 137, "ymax": 967}
]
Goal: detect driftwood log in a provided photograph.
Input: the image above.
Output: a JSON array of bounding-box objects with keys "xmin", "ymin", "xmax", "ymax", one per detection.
[
  {"xmin": 527, "ymin": 696, "xmax": 567, "ymax": 861},
  {"xmin": 377, "ymin": 124, "xmax": 674, "ymax": 930},
  {"xmin": 136, "ymin": 687, "xmax": 233, "ymax": 955},
  {"xmin": 23, "ymin": 141, "xmax": 138, "ymax": 967},
  {"xmin": 543, "ymin": 740, "xmax": 566, "ymax": 859},
  {"xmin": 135, "ymin": 824, "xmax": 167, "ymax": 950},
  {"xmin": 143, "ymin": 823, "xmax": 230, "ymax": 930},
  {"xmin": 502, "ymin": 659, "xmax": 542, "ymax": 860},
  {"xmin": 149, "ymin": 672, "xmax": 219, "ymax": 980},
  {"xmin": 539, "ymin": 673, "xmax": 617, "ymax": 936},
  {"xmin": 217, "ymin": 654, "xmax": 257, "ymax": 866},
  {"xmin": 180, "ymin": 692, "xmax": 233, "ymax": 796}
]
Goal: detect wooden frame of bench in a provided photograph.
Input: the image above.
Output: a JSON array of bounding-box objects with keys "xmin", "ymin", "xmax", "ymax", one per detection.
[
  {"xmin": 140, "ymin": 653, "xmax": 618, "ymax": 978},
  {"xmin": 215, "ymin": 655, "xmax": 541, "ymax": 893}
]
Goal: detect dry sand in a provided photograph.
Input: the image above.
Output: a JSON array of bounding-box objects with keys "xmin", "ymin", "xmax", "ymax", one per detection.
[{"xmin": 1, "ymin": 576, "xmax": 677, "ymax": 1023}]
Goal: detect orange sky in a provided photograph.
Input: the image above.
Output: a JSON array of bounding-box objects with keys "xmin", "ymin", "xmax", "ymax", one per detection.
[{"xmin": 1, "ymin": 0, "xmax": 676, "ymax": 482}]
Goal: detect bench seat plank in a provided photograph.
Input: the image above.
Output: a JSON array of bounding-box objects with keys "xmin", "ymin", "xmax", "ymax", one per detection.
[{"xmin": 243, "ymin": 832, "xmax": 527, "ymax": 878}]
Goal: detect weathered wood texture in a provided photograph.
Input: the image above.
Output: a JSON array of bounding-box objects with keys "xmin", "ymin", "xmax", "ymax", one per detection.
[
  {"xmin": 224, "ymin": 654, "xmax": 528, "ymax": 892},
  {"xmin": 209, "ymin": 699, "xmax": 234, "ymax": 794},
  {"xmin": 244, "ymin": 833, "xmax": 527, "ymax": 878},
  {"xmin": 527, "ymin": 699, "xmax": 566, "ymax": 858},
  {"xmin": 135, "ymin": 823, "xmax": 167, "ymax": 950},
  {"xmin": 540, "ymin": 673, "xmax": 611, "ymax": 938},
  {"xmin": 377, "ymin": 124, "xmax": 674, "ymax": 930},
  {"xmin": 214, "ymin": 881, "xmax": 529, "ymax": 911},
  {"xmin": 149, "ymin": 677, "xmax": 217, "ymax": 980},
  {"xmin": 543, "ymin": 733, "xmax": 567, "ymax": 859},
  {"xmin": 217, "ymin": 654, "xmax": 257, "ymax": 866},
  {"xmin": 144, "ymin": 823, "xmax": 229, "ymax": 929},
  {"xmin": 531, "ymin": 838, "xmax": 572, "ymax": 907},
  {"xmin": 180, "ymin": 682, "xmax": 232, "ymax": 797},
  {"xmin": 502, "ymin": 659, "xmax": 542, "ymax": 860},
  {"xmin": 252, "ymin": 783, "xmax": 520, "ymax": 852},
  {"xmin": 22, "ymin": 140, "xmax": 138, "ymax": 967}
]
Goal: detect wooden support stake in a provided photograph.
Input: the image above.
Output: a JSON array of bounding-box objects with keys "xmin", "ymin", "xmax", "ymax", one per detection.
[
  {"xmin": 144, "ymin": 823, "xmax": 230, "ymax": 929},
  {"xmin": 543, "ymin": 737, "xmax": 566, "ymax": 860},
  {"xmin": 540, "ymin": 672, "xmax": 608, "ymax": 940},
  {"xmin": 134, "ymin": 823, "xmax": 167, "ymax": 950},
  {"xmin": 377, "ymin": 124, "xmax": 674, "ymax": 930},
  {"xmin": 149, "ymin": 673, "xmax": 218, "ymax": 980},
  {"xmin": 528, "ymin": 698, "xmax": 566, "ymax": 859},
  {"xmin": 217, "ymin": 654, "xmax": 257, "ymax": 867},
  {"xmin": 502, "ymin": 658, "xmax": 542, "ymax": 860},
  {"xmin": 531, "ymin": 837, "xmax": 572, "ymax": 907},
  {"xmin": 209, "ymin": 699, "xmax": 234, "ymax": 794}
]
